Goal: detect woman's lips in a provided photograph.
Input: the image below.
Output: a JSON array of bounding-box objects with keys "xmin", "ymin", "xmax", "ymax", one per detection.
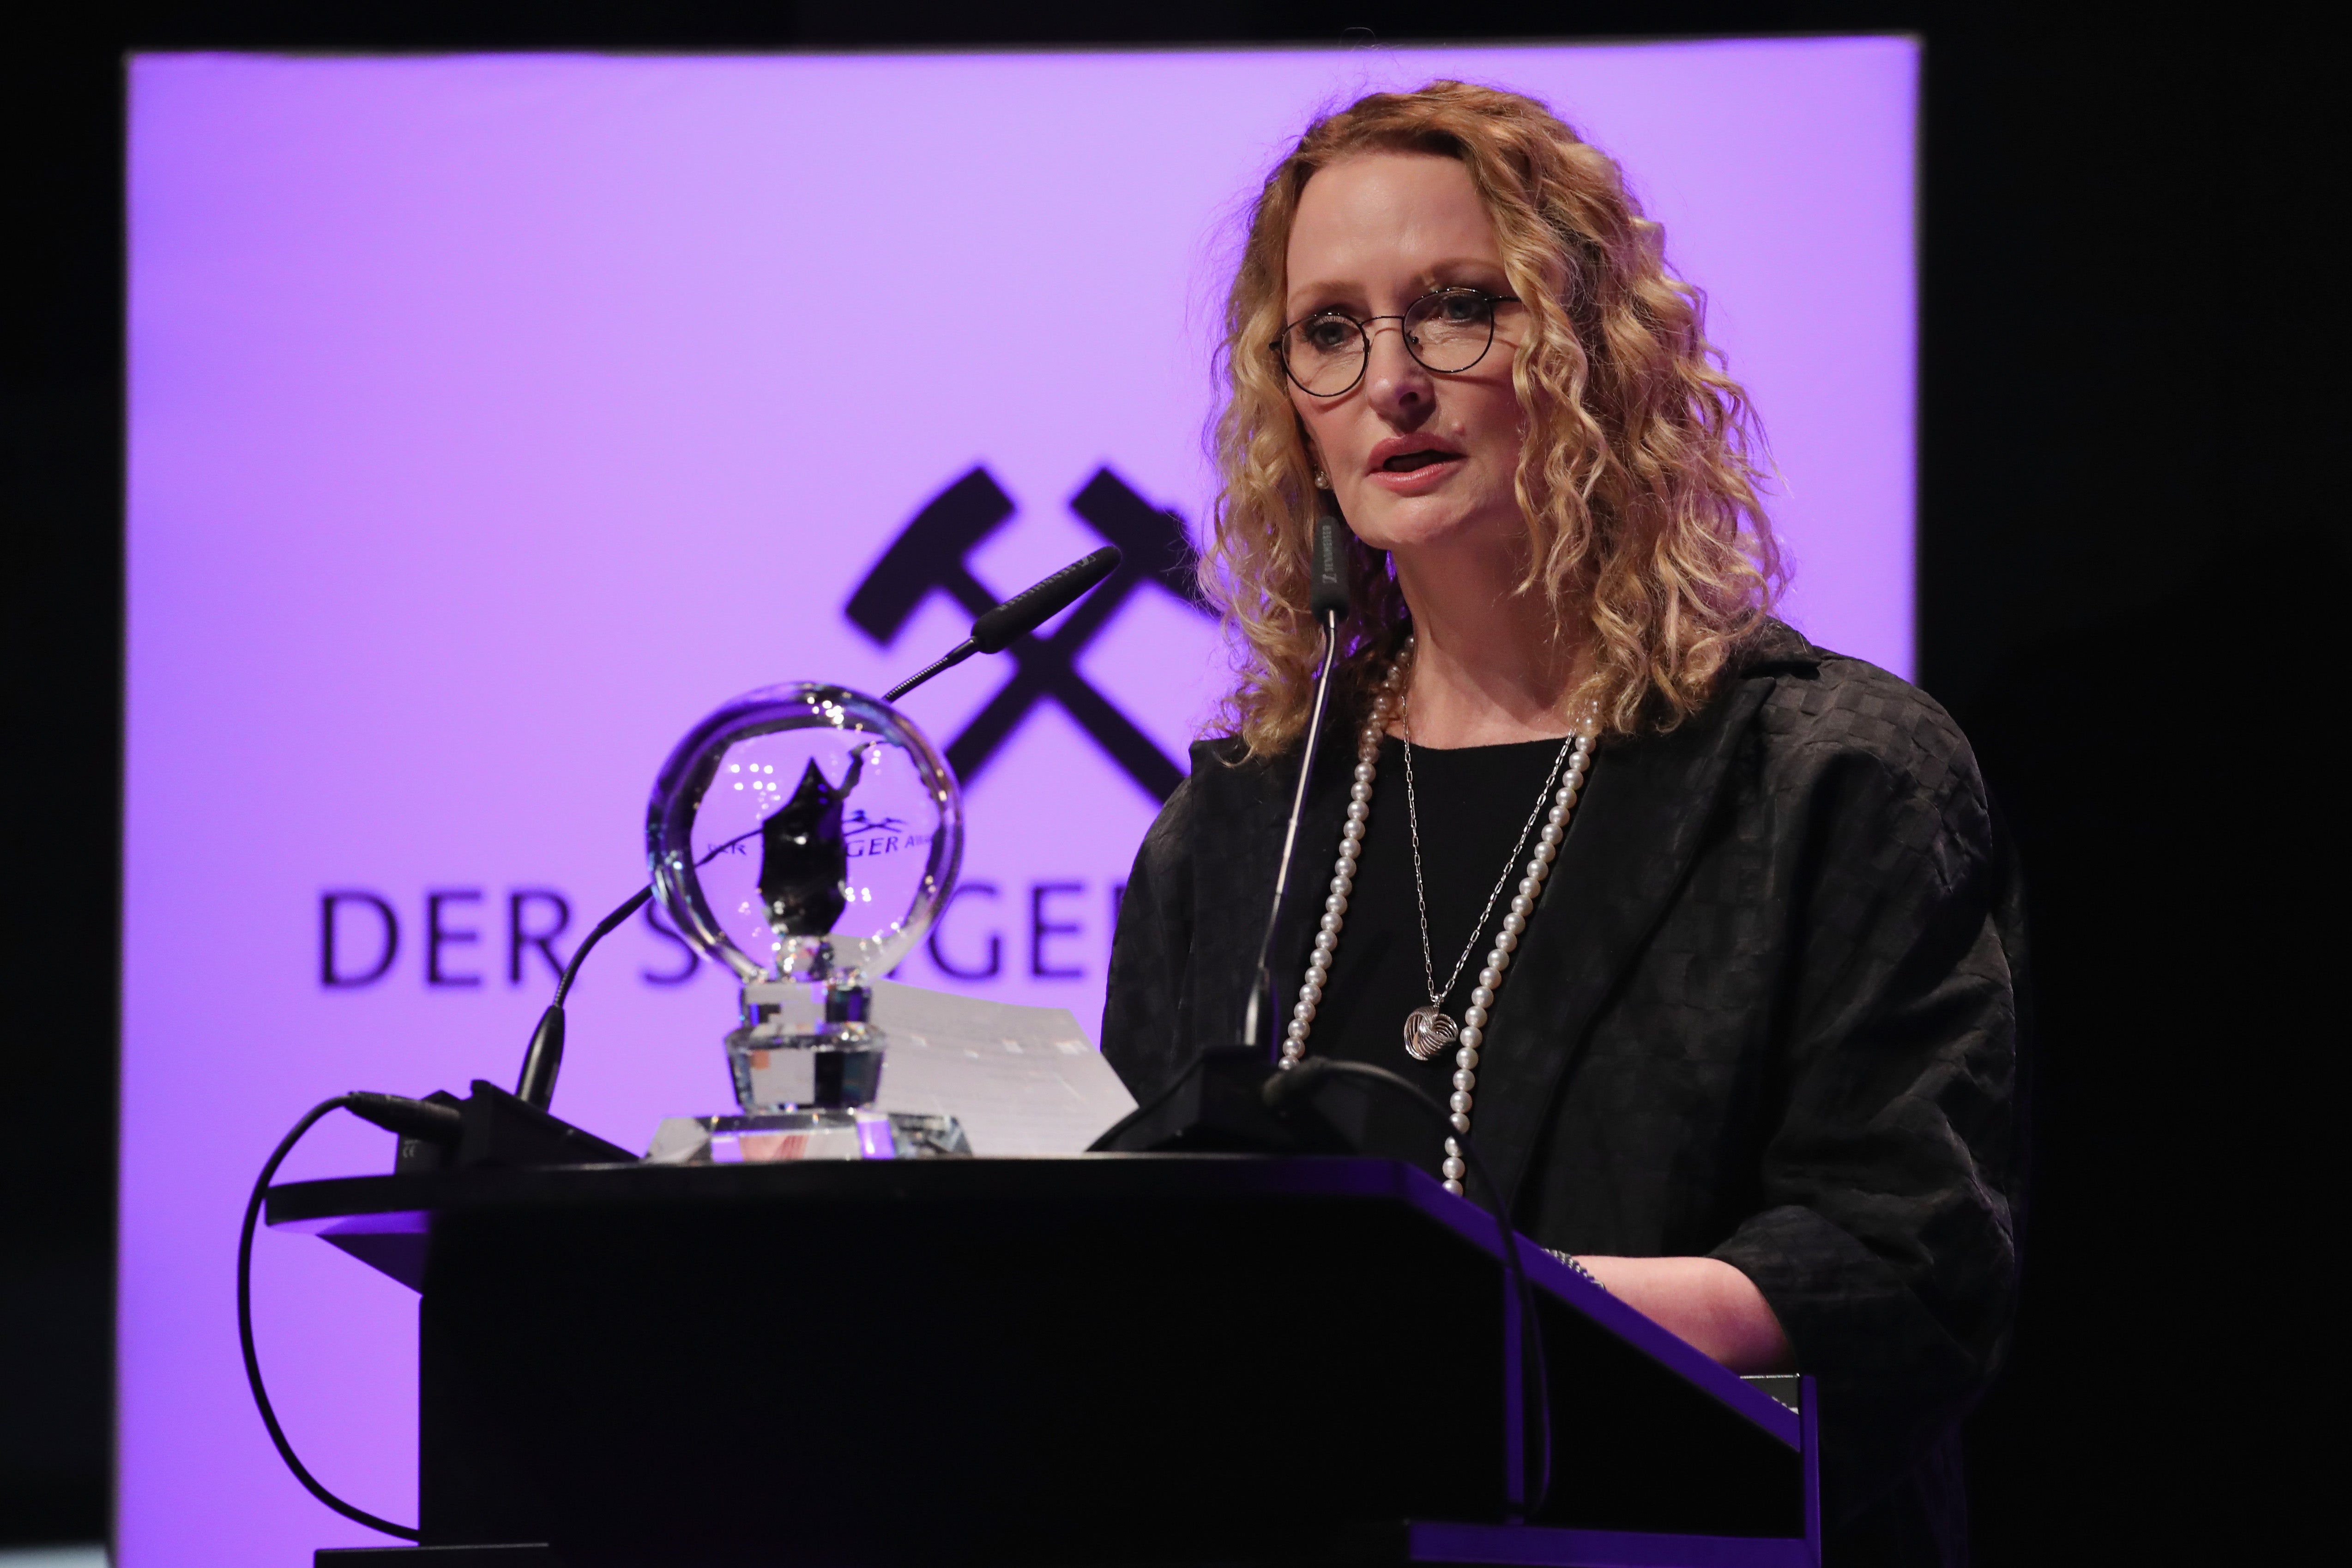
[
  {"xmin": 1383, "ymin": 449, "xmax": 1454, "ymax": 472},
  {"xmin": 1367, "ymin": 451, "xmax": 1466, "ymax": 492}
]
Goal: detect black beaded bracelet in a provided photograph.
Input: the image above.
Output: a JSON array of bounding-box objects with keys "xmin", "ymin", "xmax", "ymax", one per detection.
[{"xmin": 1545, "ymin": 1247, "xmax": 1608, "ymax": 1292}]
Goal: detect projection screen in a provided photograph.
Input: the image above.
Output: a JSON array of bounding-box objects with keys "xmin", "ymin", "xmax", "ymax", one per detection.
[{"xmin": 122, "ymin": 40, "xmax": 1915, "ymax": 1561}]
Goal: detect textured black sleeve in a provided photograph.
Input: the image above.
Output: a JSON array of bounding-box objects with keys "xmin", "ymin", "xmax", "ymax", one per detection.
[
  {"xmin": 1101, "ymin": 773, "xmax": 1204, "ymax": 1103},
  {"xmin": 1708, "ymin": 669, "xmax": 2026, "ymax": 1519}
]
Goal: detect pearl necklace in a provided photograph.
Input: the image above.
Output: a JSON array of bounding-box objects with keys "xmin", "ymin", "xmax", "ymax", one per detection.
[{"xmin": 1278, "ymin": 642, "xmax": 1595, "ymax": 1197}]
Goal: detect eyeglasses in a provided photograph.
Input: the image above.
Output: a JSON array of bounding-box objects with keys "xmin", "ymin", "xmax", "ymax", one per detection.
[{"xmin": 1272, "ymin": 287, "xmax": 1521, "ymax": 398}]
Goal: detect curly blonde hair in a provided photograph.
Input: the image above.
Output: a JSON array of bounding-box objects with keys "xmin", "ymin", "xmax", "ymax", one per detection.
[{"xmin": 1204, "ymin": 80, "xmax": 1783, "ymax": 754}]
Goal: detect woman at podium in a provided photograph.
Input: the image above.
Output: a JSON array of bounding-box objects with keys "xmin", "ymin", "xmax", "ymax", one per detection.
[{"xmin": 1105, "ymin": 82, "xmax": 2020, "ymax": 1567}]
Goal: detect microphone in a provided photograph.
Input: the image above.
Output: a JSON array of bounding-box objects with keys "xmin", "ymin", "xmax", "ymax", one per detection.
[
  {"xmin": 1086, "ymin": 507, "xmax": 1363, "ymax": 1150},
  {"xmin": 1239, "ymin": 509, "xmax": 1351, "ymax": 1059},
  {"xmin": 1309, "ymin": 507, "xmax": 1349, "ymax": 617},
  {"xmin": 884, "ymin": 546, "xmax": 1122, "ymax": 701},
  {"xmin": 514, "ymin": 546, "xmax": 1126, "ymax": 1110}
]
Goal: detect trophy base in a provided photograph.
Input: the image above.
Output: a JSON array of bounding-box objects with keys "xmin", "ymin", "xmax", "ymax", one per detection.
[
  {"xmin": 644, "ymin": 1110, "xmax": 971, "ymax": 1164},
  {"xmin": 728, "ymin": 1032, "xmax": 885, "ymax": 1112},
  {"xmin": 730, "ymin": 977, "xmax": 884, "ymax": 1110}
]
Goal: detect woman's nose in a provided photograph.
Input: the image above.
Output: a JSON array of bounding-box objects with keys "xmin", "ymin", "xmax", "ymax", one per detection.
[{"xmin": 1364, "ymin": 320, "xmax": 1432, "ymax": 418}]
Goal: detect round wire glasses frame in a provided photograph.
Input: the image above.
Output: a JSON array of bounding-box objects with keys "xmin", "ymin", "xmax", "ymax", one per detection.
[{"xmin": 1272, "ymin": 287, "xmax": 1522, "ymax": 398}]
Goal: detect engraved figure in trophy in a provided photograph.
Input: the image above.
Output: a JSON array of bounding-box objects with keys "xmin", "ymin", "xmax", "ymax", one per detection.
[{"xmin": 759, "ymin": 754, "xmax": 865, "ymax": 938}]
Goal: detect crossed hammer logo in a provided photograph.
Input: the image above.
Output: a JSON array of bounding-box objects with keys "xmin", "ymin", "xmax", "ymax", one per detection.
[{"xmin": 846, "ymin": 466, "xmax": 1214, "ymax": 803}]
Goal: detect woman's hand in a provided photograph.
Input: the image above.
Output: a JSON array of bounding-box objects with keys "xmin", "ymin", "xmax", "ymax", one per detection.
[{"xmin": 1572, "ymin": 1256, "xmax": 1796, "ymax": 1374}]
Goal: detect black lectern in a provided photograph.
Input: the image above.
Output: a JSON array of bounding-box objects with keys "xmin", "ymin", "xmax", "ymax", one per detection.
[{"xmin": 268, "ymin": 1157, "xmax": 1818, "ymax": 1567}]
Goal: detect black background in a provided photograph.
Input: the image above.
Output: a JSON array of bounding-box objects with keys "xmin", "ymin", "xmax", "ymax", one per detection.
[{"xmin": 4, "ymin": 3, "xmax": 2333, "ymax": 1560}]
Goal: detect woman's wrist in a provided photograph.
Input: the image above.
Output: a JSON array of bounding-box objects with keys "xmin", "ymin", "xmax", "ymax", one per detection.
[{"xmin": 1569, "ymin": 1254, "xmax": 1796, "ymax": 1374}]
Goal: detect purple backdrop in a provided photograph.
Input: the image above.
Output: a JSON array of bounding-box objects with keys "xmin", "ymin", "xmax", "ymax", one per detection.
[{"xmin": 122, "ymin": 41, "xmax": 1916, "ymax": 1562}]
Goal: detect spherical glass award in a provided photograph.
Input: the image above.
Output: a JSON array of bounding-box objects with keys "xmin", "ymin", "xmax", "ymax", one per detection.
[{"xmin": 647, "ymin": 683, "xmax": 962, "ymax": 1131}]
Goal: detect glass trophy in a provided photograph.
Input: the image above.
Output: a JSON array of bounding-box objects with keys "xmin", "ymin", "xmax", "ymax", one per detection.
[{"xmin": 646, "ymin": 683, "xmax": 965, "ymax": 1161}]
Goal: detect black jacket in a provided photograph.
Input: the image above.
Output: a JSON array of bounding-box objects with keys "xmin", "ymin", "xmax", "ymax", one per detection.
[{"xmin": 1103, "ymin": 622, "xmax": 2026, "ymax": 1567}]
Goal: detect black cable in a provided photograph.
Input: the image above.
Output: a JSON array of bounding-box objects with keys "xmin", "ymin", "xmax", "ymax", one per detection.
[
  {"xmin": 1265, "ymin": 1059, "xmax": 1552, "ymax": 1519},
  {"xmin": 238, "ymin": 1096, "xmax": 422, "ymax": 1542},
  {"xmin": 1082, "ymin": 1060, "xmax": 1195, "ymax": 1151}
]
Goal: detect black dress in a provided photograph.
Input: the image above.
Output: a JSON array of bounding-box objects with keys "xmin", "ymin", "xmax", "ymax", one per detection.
[{"xmin": 1102, "ymin": 621, "xmax": 2026, "ymax": 1568}]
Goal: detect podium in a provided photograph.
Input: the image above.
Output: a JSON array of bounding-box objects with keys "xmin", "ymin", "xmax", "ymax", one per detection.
[{"xmin": 268, "ymin": 1157, "xmax": 1819, "ymax": 1567}]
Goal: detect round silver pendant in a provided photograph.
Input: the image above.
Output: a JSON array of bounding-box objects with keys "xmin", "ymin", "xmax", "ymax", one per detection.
[{"xmin": 1403, "ymin": 1006, "xmax": 1459, "ymax": 1062}]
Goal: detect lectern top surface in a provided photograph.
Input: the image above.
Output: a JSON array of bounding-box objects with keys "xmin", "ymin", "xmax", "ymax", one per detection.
[
  {"xmin": 267, "ymin": 1152, "xmax": 1445, "ymax": 1226},
  {"xmin": 265, "ymin": 1153, "xmax": 1801, "ymax": 1448},
  {"xmin": 269, "ymin": 1156, "xmax": 1495, "ymax": 1271}
]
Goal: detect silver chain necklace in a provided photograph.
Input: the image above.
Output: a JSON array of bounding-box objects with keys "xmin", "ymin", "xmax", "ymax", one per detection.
[
  {"xmin": 1279, "ymin": 638, "xmax": 1596, "ymax": 1196},
  {"xmin": 1399, "ymin": 712, "xmax": 1578, "ymax": 1063}
]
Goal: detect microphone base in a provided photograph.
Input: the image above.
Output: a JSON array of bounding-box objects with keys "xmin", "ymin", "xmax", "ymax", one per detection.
[
  {"xmin": 393, "ymin": 1081, "xmax": 637, "ymax": 1174},
  {"xmin": 1090, "ymin": 1049, "xmax": 1354, "ymax": 1154}
]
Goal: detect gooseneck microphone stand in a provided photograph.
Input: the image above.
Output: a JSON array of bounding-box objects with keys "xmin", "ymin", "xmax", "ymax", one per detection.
[
  {"xmin": 1088, "ymin": 511, "xmax": 1353, "ymax": 1153},
  {"xmin": 1238, "ymin": 512, "xmax": 1353, "ymax": 1061}
]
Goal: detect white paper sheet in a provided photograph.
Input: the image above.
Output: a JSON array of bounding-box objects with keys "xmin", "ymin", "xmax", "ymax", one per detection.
[{"xmin": 863, "ymin": 980, "xmax": 1137, "ymax": 1155}]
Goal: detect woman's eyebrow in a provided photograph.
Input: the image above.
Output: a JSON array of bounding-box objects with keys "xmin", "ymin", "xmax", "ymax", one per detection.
[
  {"xmin": 1416, "ymin": 257, "xmax": 1511, "ymax": 285},
  {"xmin": 1284, "ymin": 279, "xmax": 1367, "ymax": 314},
  {"xmin": 1285, "ymin": 259, "xmax": 1508, "ymax": 314}
]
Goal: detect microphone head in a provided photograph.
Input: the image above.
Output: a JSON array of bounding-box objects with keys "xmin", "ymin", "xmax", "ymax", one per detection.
[
  {"xmin": 971, "ymin": 546, "xmax": 1122, "ymax": 653},
  {"xmin": 1309, "ymin": 511, "xmax": 1351, "ymax": 619}
]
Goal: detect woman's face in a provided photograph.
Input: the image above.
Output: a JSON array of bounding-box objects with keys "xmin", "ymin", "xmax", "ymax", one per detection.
[{"xmin": 1282, "ymin": 152, "xmax": 1528, "ymax": 563}]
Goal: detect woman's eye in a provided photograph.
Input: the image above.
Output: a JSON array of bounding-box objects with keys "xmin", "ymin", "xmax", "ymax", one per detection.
[
  {"xmin": 1303, "ymin": 319, "xmax": 1357, "ymax": 352},
  {"xmin": 1434, "ymin": 292, "xmax": 1483, "ymax": 322}
]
